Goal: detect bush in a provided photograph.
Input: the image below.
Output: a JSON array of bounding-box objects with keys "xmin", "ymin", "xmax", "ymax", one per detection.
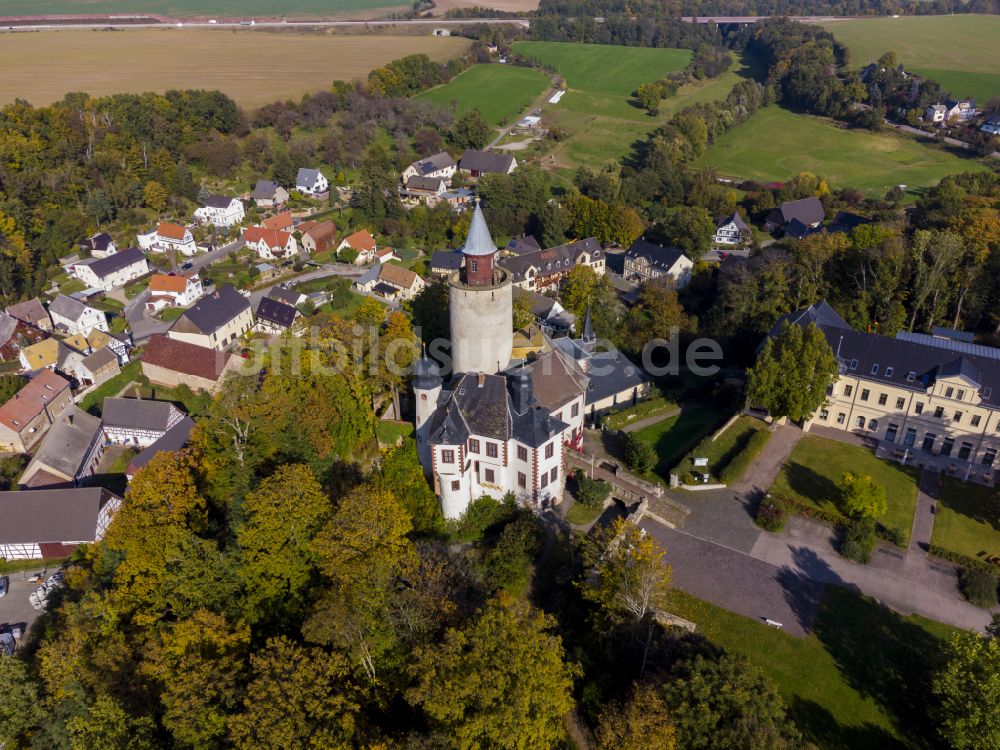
[
  {"xmin": 928, "ymin": 544, "xmax": 1000, "ymax": 575},
  {"xmin": 878, "ymin": 524, "xmax": 906, "ymax": 548},
  {"xmin": 841, "ymin": 520, "xmax": 877, "ymax": 564},
  {"xmin": 448, "ymin": 494, "xmax": 520, "ymax": 543},
  {"xmin": 623, "ymin": 433, "xmax": 656, "ymax": 474},
  {"xmin": 755, "ymin": 496, "xmax": 786, "ymax": 532},
  {"xmin": 476, "ymin": 516, "xmax": 541, "ymax": 594},
  {"xmin": 573, "ymin": 471, "xmax": 612, "ymax": 508},
  {"xmin": 959, "ymin": 568, "xmax": 999, "ymax": 609}
]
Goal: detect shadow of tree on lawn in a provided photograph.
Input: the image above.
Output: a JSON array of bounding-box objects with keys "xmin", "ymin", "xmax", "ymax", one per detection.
[{"xmin": 789, "ymin": 697, "xmax": 910, "ymax": 750}]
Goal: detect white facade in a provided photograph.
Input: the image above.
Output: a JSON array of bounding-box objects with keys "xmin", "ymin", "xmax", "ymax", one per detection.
[
  {"xmin": 138, "ymin": 224, "xmax": 198, "ymax": 256},
  {"xmin": 49, "ymin": 304, "xmax": 108, "ymax": 336},
  {"xmin": 295, "ymin": 169, "xmax": 329, "ymax": 198},
  {"xmin": 714, "ymin": 218, "xmax": 748, "ymax": 246},
  {"xmin": 67, "ymin": 251, "xmax": 149, "ymax": 293},
  {"xmin": 193, "ymin": 197, "xmax": 245, "ymax": 227},
  {"xmin": 449, "ymin": 270, "xmax": 514, "ymax": 375},
  {"xmin": 245, "ymin": 232, "xmax": 298, "ymax": 261}
]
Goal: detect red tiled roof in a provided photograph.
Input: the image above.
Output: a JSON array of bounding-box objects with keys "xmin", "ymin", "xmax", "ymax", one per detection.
[
  {"xmin": 262, "ymin": 212, "xmax": 293, "ymax": 232},
  {"xmin": 141, "ymin": 334, "xmax": 232, "ymax": 382},
  {"xmin": 157, "ymin": 222, "xmax": 188, "ymax": 241},
  {"xmin": 0, "ymin": 370, "xmax": 70, "ymax": 432},
  {"xmin": 149, "ymin": 274, "xmax": 189, "ymax": 293},
  {"xmin": 343, "ymin": 230, "xmax": 376, "ymax": 253},
  {"xmin": 244, "ymin": 227, "xmax": 291, "ymax": 249}
]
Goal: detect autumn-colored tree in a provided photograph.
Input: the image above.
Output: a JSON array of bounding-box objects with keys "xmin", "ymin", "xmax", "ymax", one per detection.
[
  {"xmin": 0, "ymin": 655, "xmax": 45, "ymax": 747},
  {"xmin": 304, "ymin": 485, "xmax": 417, "ymax": 680},
  {"xmin": 512, "ymin": 294, "xmax": 535, "ymax": 331},
  {"xmin": 355, "ymin": 296, "xmax": 386, "ymax": 327},
  {"xmin": 65, "ymin": 695, "xmax": 157, "ymax": 750},
  {"xmin": 932, "ymin": 632, "xmax": 1000, "ymax": 750},
  {"xmin": 141, "ymin": 610, "xmax": 249, "ymax": 748},
  {"xmin": 580, "ymin": 518, "xmax": 671, "ymax": 673},
  {"xmin": 595, "ymin": 682, "xmax": 677, "ymax": 750},
  {"xmin": 229, "ymin": 636, "xmax": 360, "ymax": 750},
  {"xmin": 237, "ymin": 464, "xmax": 332, "ymax": 624},
  {"xmin": 142, "ymin": 180, "xmax": 167, "ymax": 213},
  {"xmin": 406, "ymin": 595, "xmax": 578, "ymax": 749},
  {"xmin": 372, "ymin": 440, "xmax": 443, "ymax": 536}
]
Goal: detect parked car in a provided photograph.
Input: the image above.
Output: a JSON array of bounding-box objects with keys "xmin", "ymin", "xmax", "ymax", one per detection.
[
  {"xmin": 0, "ymin": 576, "xmax": 7, "ymax": 597},
  {"xmin": 181, "ymin": 262, "xmax": 194, "ymax": 270}
]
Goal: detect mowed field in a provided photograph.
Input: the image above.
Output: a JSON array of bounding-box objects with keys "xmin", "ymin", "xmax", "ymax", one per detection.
[
  {"xmin": 0, "ymin": 0, "xmax": 407, "ymax": 16},
  {"xmin": 820, "ymin": 15, "xmax": 1000, "ymax": 104},
  {"xmin": 513, "ymin": 41, "xmax": 744, "ymax": 171},
  {"xmin": 696, "ymin": 105, "xmax": 989, "ymax": 197},
  {"xmin": 0, "ymin": 30, "xmax": 472, "ymax": 108},
  {"xmin": 416, "ymin": 63, "xmax": 551, "ymax": 126}
]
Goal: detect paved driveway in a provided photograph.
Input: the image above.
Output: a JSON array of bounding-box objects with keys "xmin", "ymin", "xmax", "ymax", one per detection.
[{"xmin": 0, "ymin": 565, "xmax": 62, "ymax": 644}]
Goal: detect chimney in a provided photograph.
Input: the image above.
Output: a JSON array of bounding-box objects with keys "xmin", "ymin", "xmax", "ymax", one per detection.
[
  {"xmin": 510, "ymin": 366, "xmax": 535, "ymax": 414},
  {"xmin": 477, "ymin": 373, "xmax": 485, "ymax": 388}
]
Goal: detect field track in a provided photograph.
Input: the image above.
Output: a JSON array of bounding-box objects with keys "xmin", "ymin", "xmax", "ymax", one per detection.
[{"xmin": 0, "ymin": 29, "xmax": 471, "ymax": 108}]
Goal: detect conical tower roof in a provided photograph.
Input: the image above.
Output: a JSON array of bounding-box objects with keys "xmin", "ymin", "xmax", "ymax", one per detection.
[
  {"xmin": 462, "ymin": 200, "xmax": 497, "ymax": 257},
  {"xmin": 581, "ymin": 303, "xmax": 595, "ymax": 344}
]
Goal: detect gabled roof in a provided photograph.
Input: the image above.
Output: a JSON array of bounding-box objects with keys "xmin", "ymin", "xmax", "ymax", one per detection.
[
  {"xmin": 937, "ymin": 356, "xmax": 981, "ymax": 385},
  {"xmin": 379, "ymin": 263, "xmax": 419, "ymax": 289},
  {"xmin": 79, "ymin": 232, "xmax": 114, "ymax": 251},
  {"xmin": 170, "ymin": 285, "xmax": 250, "ymax": 336},
  {"xmin": 716, "ymin": 212, "xmax": 749, "ymax": 231},
  {"xmin": 585, "ymin": 348, "xmax": 649, "ymax": 406},
  {"xmin": 156, "ymin": 222, "xmax": 188, "ymax": 241},
  {"xmin": 6, "ymin": 298, "xmax": 49, "ymax": 325},
  {"xmin": 405, "ymin": 176, "xmax": 447, "ymax": 192},
  {"xmin": 0, "ymin": 487, "xmax": 120, "ymax": 545},
  {"xmin": 203, "ymin": 194, "xmax": 239, "ymax": 209},
  {"xmin": 149, "ymin": 273, "xmax": 191, "ymax": 294},
  {"xmin": 296, "ymin": 167, "xmax": 325, "ymax": 187},
  {"xmin": 81, "ymin": 347, "xmax": 117, "ymax": 373},
  {"xmin": 459, "ymin": 149, "xmax": 515, "ymax": 174},
  {"xmin": 244, "ymin": 226, "xmax": 291, "ymax": 250},
  {"xmin": 499, "ymin": 237, "xmax": 601, "ymax": 282},
  {"xmin": 462, "ymin": 202, "xmax": 497, "ymax": 257},
  {"xmin": 251, "ymin": 179, "xmax": 282, "ymax": 199},
  {"xmin": 62, "ymin": 333, "xmax": 90, "ymax": 353},
  {"xmin": 127, "ymin": 416, "xmax": 196, "ymax": 477},
  {"xmin": 624, "ymin": 239, "xmax": 687, "ymax": 271},
  {"xmin": 411, "ymin": 152, "xmax": 456, "ymax": 175},
  {"xmin": 262, "ymin": 211, "xmax": 293, "ymax": 232},
  {"xmin": 268, "ymin": 286, "xmax": 305, "ymax": 307},
  {"xmin": 431, "ymin": 250, "xmax": 463, "ymax": 271},
  {"xmin": 19, "ymin": 339, "xmax": 63, "ymax": 369},
  {"xmin": 48, "ymin": 294, "xmax": 94, "ymax": 322},
  {"xmin": 22, "ymin": 406, "xmax": 102, "ymax": 483},
  {"xmin": 342, "ymin": 230, "xmax": 376, "ymax": 253},
  {"xmin": 0, "ymin": 370, "xmax": 70, "ymax": 431},
  {"xmin": 507, "ymin": 236, "xmax": 542, "ymax": 255},
  {"xmin": 84, "ymin": 247, "xmax": 146, "ymax": 279},
  {"xmin": 303, "ymin": 220, "xmax": 336, "ymax": 242},
  {"xmin": 102, "ymin": 397, "xmax": 182, "ymax": 432},
  {"xmin": 255, "ymin": 297, "xmax": 299, "ymax": 329},
  {"xmin": 142, "ymin": 334, "xmax": 232, "ymax": 382},
  {"xmin": 778, "ymin": 197, "xmax": 825, "ymax": 227}
]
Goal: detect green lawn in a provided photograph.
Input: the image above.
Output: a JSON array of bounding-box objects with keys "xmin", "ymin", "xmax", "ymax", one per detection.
[
  {"xmin": 79, "ymin": 360, "xmax": 143, "ymax": 414},
  {"xmin": 667, "ymin": 587, "xmax": 957, "ymax": 750},
  {"xmin": 603, "ymin": 395, "xmax": 679, "ymax": 430},
  {"xmin": 59, "ymin": 278, "xmax": 86, "ymax": 295},
  {"xmin": 155, "ymin": 307, "xmax": 186, "ymax": 322},
  {"xmin": 931, "ymin": 477, "xmax": 1000, "ymax": 561},
  {"xmin": 696, "ymin": 105, "xmax": 989, "ymax": 198},
  {"xmin": 416, "ymin": 64, "xmax": 552, "ymax": 127},
  {"xmin": 0, "ymin": 0, "xmax": 408, "ymax": 18},
  {"xmin": 632, "ymin": 404, "xmax": 726, "ymax": 482},
  {"xmin": 675, "ymin": 415, "xmax": 768, "ymax": 484},
  {"xmin": 565, "ymin": 501, "xmax": 603, "ymax": 526},
  {"xmin": 510, "ymin": 43, "xmax": 743, "ymax": 172},
  {"xmin": 771, "ymin": 435, "xmax": 919, "ymax": 543},
  {"xmin": 820, "ymin": 15, "xmax": 1000, "ymax": 104},
  {"xmin": 375, "ymin": 420, "xmax": 414, "ymax": 446}
]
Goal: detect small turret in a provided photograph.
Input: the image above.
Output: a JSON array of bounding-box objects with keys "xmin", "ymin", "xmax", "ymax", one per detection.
[
  {"xmin": 510, "ymin": 365, "xmax": 536, "ymax": 415},
  {"xmin": 461, "ymin": 200, "xmax": 498, "ymax": 286},
  {"xmin": 580, "ymin": 303, "xmax": 596, "ymax": 351},
  {"xmin": 413, "ymin": 350, "xmax": 443, "ymax": 472}
]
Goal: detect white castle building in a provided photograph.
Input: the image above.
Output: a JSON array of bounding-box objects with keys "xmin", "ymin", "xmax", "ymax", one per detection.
[{"xmin": 414, "ymin": 202, "xmax": 648, "ymax": 519}]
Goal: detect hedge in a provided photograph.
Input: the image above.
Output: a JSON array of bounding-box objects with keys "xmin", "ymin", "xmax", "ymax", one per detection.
[
  {"xmin": 928, "ymin": 545, "xmax": 1000, "ymax": 575},
  {"xmin": 718, "ymin": 429, "xmax": 772, "ymax": 485},
  {"xmin": 773, "ymin": 493, "xmax": 908, "ymax": 549}
]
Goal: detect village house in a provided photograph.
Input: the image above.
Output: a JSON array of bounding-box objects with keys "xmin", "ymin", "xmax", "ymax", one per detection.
[
  {"xmin": 66, "ymin": 247, "xmax": 149, "ymax": 293},
  {"xmin": 430, "ymin": 250, "xmax": 464, "ymax": 278},
  {"xmin": 86, "ymin": 329, "xmax": 132, "ymax": 365},
  {"xmin": 137, "ymin": 222, "xmax": 198, "ymax": 256},
  {"xmin": 18, "ymin": 339, "xmax": 70, "ymax": 373},
  {"xmin": 338, "ymin": 229, "xmax": 378, "ymax": 264},
  {"xmin": 981, "ymin": 115, "xmax": 1000, "ymax": 136},
  {"xmin": 295, "ymin": 168, "xmax": 330, "ymax": 199},
  {"xmin": 254, "ymin": 296, "xmax": 301, "ymax": 336},
  {"xmin": 6, "ymin": 298, "xmax": 52, "ymax": 332},
  {"xmin": 251, "ymin": 179, "xmax": 289, "ymax": 208},
  {"xmin": 47, "ymin": 295, "xmax": 109, "ymax": 336},
  {"xmin": 167, "ymin": 285, "xmax": 254, "ymax": 351},
  {"xmin": 77, "ymin": 232, "xmax": 117, "ymax": 258},
  {"xmin": 765, "ymin": 197, "xmax": 826, "ymax": 237},
  {"xmin": 768, "ymin": 302, "xmax": 1000, "ymax": 480},
  {"xmin": 0, "ymin": 314, "xmax": 48, "ymax": 365},
  {"xmin": 458, "ymin": 149, "xmax": 517, "ymax": 177},
  {"xmin": 74, "ymin": 347, "xmax": 121, "ymax": 387},
  {"xmin": 499, "ymin": 237, "xmax": 604, "ymax": 292},
  {"xmin": 299, "ymin": 220, "xmax": 337, "ymax": 254},
  {"xmin": 400, "ymin": 176, "xmax": 449, "ymax": 208},
  {"xmin": 268, "ymin": 285, "xmax": 307, "ymax": 308},
  {"xmin": 243, "ymin": 226, "xmax": 298, "ymax": 260},
  {"xmin": 353, "ymin": 262, "xmax": 426, "ymax": 301},
  {"xmin": 375, "ymin": 247, "xmax": 397, "ymax": 264},
  {"xmin": 622, "ymin": 239, "xmax": 693, "ymax": 288},
  {"xmin": 141, "ymin": 334, "xmax": 239, "ymax": 393},
  {"xmin": 402, "ymin": 151, "xmax": 457, "ymax": 183},
  {"xmin": 126, "ymin": 416, "xmax": 196, "ymax": 480},
  {"xmin": 506, "ymin": 236, "xmax": 542, "ymax": 255},
  {"xmin": 0, "ymin": 487, "xmax": 121, "ymax": 560},
  {"xmin": 925, "ymin": 99, "xmax": 978, "ymax": 124},
  {"xmin": 713, "ymin": 213, "xmax": 752, "ymax": 246},
  {"xmin": 0, "ymin": 370, "xmax": 73, "ymax": 453},
  {"xmin": 18, "ymin": 406, "xmax": 104, "ymax": 489},
  {"xmin": 102, "ymin": 397, "xmax": 187, "ymax": 448},
  {"xmin": 193, "ymin": 195, "xmax": 245, "ymax": 227},
  {"xmin": 512, "ymin": 286, "xmax": 576, "ymax": 332},
  {"xmin": 146, "ymin": 272, "xmax": 204, "ymax": 312},
  {"xmin": 262, "ymin": 211, "xmax": 294, "ymax": 232}
]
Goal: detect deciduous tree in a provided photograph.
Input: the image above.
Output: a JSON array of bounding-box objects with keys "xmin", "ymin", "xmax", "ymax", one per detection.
[
  {"xmin": 932, "ymin": 632, "xmax": 1000, "ymax": 750},
  {"xmin": 838, "ymin": 472, "xmax": 887, "ymax": 521},
  {"xmin": 747, "ymin": 321, "xmax": 837, "ymax": 422}
]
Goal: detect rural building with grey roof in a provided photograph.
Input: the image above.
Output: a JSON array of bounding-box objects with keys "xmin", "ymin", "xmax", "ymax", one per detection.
[
  {"xmin": 167, "ymin": 284, "xmax": 254, "ymax": 351},
  {"xmin": 19, "ymin": 406, "xmax": 104, "ymax": 489},
  {"xmin": 0, "ymin": 487, "xmax": 122, "ymax": 560}
]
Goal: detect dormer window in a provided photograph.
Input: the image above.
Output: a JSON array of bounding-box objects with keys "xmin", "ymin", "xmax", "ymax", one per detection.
[
  {"xmin": 849, "ymin": 359, "xmax": 859, "ymax": 370},
  {"xmin": 984, "ymin": 387, "xmax": 993, "ymax": 399},
  {"xmin": 906, "ymin": 371, "xmax": 916, "ymax": 382},
  {"xmin": 885, "ymin": 367, "xmax": 894, "ymax": 377},
  {"xmin": 871, "ymin": 364, "xmax": 879, "ymax": 375}
]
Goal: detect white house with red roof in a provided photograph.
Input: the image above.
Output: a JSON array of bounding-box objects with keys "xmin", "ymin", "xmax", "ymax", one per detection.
[
  {"xmin": 243, "ymin": 226, "xmax": 298, "ymax": 260},
  {"xmin": 145, "ymin": 273, "xmax": 203, "ymax": 311},
  {"xmin": 337, "ymin": 229, "xmax": 378, "ymax": 264},
  {"xmin": 137, "ymin": 222, "xmax": 197, "ymax": 256}
]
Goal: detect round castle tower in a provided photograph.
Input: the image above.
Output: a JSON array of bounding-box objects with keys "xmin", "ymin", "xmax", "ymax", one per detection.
[
  {"xmin": 412, "ymin": 351, "xmax": 442, "ymax": 471},
  {"xmin": 448, "ymin": 201, "xmax": 513, "ymax": 375}
]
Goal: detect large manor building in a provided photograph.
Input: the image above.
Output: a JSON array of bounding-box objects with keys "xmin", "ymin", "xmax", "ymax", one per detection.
[
  {"xmin": 414, "ymin": 203, "xmax": 648, "ymax": 518},
  {"xmin": 778, "ymin": 302, "xmax": 1000, "ymax": 474}
]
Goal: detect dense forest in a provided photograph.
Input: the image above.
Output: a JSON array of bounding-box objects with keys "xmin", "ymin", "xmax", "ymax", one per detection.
[{"xmin": 535, "ymin": 0, "xmax": 1000, "ymax": 17}]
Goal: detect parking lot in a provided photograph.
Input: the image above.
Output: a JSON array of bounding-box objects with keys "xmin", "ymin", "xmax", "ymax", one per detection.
[{"xmin": 1, "ymin": 564, "xmax": 63, "ymax": 646}]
